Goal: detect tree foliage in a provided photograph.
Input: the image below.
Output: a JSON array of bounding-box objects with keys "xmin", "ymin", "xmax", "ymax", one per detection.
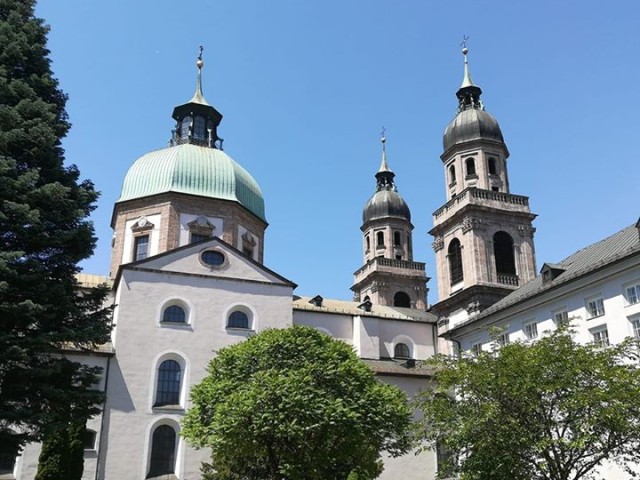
[
  {"xmin": 182, "ymin": 326, "xmax": 414, "ymax": 480},
  {"xmin": 416, "ymin": 328, "xmax": 640, "ymax": 480},
  {"xmin": 34, "ymin": 421, "xmax": 85, "ymax": 480},
  {"xmin": 0, "ymin": 0, "xmax": 111, "ymax": 458}
]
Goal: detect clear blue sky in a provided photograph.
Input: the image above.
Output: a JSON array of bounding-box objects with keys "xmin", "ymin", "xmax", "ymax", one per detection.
[{"xmin": 36, "ymin": 0, "xmax": 639, "ymax": 302}]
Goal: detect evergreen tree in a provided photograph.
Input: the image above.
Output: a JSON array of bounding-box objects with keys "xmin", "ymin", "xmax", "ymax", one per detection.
[
  {"xmin": 34, "ymin": 422, "xmax": 85, "ymax": 480},
  {"xmin": 0, "ymin": 0, "xmax": 111, "ymax": 460}
]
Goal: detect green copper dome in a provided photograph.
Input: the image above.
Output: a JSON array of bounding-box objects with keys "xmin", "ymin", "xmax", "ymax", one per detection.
[{"xmin": 118, "ymin": 143, "xmax": 266, "ymax": 222}]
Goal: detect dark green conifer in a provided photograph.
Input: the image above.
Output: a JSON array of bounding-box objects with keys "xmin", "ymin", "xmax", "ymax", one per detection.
[{"xmin": 0, "ymin": 0, "xmax": 111, "ymax": 465}]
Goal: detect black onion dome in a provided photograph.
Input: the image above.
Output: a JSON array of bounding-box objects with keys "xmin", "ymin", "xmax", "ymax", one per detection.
[
  {"xmin": 443, "ymin": 107, "xmax": 504, "ymax": 152},
  {"xmin": 363, "ymin": 189, "xmax": 411, "ymax": 223}
]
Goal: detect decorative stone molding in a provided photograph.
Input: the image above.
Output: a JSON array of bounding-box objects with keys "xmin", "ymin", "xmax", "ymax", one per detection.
[
  {"xmin": 432, "ymin": 236, "xmax": 444, "ymax": 252},
  {"xmin": 131, "ymin": 216, "xmax": 154, "ymax": 232},
  {"xmin": 187, "ymin": 216, "xmax": 215, "ymax": 238},
  {"xmin": 518, "ymin": 224, "xmax": 536, "ymax": 238},
  {"xmin": 462, "ymin": 217, "xmax": 485, "ymax": 234}
]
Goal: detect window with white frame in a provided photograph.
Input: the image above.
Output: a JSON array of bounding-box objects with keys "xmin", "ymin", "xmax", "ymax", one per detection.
[
  {"xmin": 495, "ymin": 333, "xmax": 509, "ymax": 346},
  {"xmin": 586, "ymin": 297, "xmax": 605, "ymax": 319},
  {"xmin": 470, "ymin": 343, "xmax": 482, "ymax": 356},
  {"xmin": 625, "ymin": 283, "xmax": 640, "ymax": 305},
  {"xmin": 591, "ymin": 326, "xmax": 610, "ymax": 347},
  {"xmin": 524, "ymin": 322, "xmax": 538, "ymax": 340},
  {"xmin": 147, "ymin": 424, "xmax": 177, "ymax": 478},
  {"xmin": 554, "ymin": 309, "xmax": 569, "ymax": 326},
  {"xmin": 631, "ymin": 318, "xmax": 640, "ymax": 339}
]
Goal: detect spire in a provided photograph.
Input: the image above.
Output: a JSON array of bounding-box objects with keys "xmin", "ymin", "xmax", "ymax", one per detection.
[
  {"xmin": 455, "ymin": 36, "xmax": 483, "ymax": 113},
  {"xmin": 189, "ymin": 45, "xmax": 210, "ymax": 106},
  {"xmin": 171, "ymin": 46, "xmax": 223, "ymax": 149},
  {"xmin": 375, "ymin": 129, "xmax": 396, "ymax": 191}
]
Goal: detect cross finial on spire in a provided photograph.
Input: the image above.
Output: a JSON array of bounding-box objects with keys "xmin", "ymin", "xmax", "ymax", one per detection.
[
  {"xmin": 460, "ymin": 34, "xmax": 470, "ymax": 54},
  {"xmin": 197, "ymin": 45, "xmax": 204, "ymax": 69}
]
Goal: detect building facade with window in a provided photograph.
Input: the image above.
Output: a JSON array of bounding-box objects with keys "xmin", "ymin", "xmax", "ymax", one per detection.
[{"xmin": 6, "ymin": 53, "xmax": 439, "ymax": 480}]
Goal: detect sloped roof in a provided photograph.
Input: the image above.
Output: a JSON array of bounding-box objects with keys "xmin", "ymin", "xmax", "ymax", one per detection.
[
  {"xmin": 293, "ymin": 296, "xmax": 436, "ymax": 323},
  {"xmin": 362, "ymin": 358, "xmax": 434, "ymax": 378},
  {"xmin": 450, "ymin": 221, "xmax": 640, "ymax": 332}
]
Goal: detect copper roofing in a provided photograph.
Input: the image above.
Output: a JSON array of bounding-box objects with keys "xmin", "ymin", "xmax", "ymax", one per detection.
[{"xmin": 118, "ymin": 143, "xmax": 266, "ymax": 222}]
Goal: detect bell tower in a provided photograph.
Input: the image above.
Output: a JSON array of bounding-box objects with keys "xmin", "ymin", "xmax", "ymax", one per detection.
[
  {"xmin": 430, "ymin": 45, "xmax": 537, "ymax": 331},
  {"xmin": 352, "ymin": 134, "xmax": 429, "ymax": 310}
]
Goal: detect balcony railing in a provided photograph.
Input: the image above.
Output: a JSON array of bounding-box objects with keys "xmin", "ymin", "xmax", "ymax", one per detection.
[
  {"xmin": 354, "ymin": 257, "xmax": 425, "ymax": 276},
  {"xmin": 497, "ymin": 273, "xmax": 519, "ymax": 286}
]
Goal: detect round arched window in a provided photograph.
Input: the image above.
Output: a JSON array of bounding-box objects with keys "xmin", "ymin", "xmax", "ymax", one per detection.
[
  {"xmin": 394, "ymin": 343, "xmax": 411, "ymax": 359},
  {"xmin": 201, "ymin": 250, "xmax": 225, "ymax": 267},
  {"xmin": 228, "ymin": 310, "xmax": 249, "ymax": 329},
  {"xmin": 162, "ymin": 305, "xmax": 186, "ymax": 324}
]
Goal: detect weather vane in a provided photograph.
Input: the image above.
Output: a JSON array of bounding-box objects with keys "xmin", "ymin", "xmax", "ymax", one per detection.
[{"xmin": 380, "ymin": 127, "xmax": 386, "ymax": 143}]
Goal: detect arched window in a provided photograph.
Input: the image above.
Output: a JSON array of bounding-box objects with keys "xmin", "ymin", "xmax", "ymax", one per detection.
[
  {"xmin": 162, "ymin": 305, "xmax": 186, "ymax": 324},
  {"xmin": 394, "ymin": 343, "xmax": 411, "ymax": 359},
  {"xmin": 228, "ymin": 310, "xmax": 249, "ymax": 329},
  {"xmin": 180, "ymin": 116, "xmax": 192, "ymax": 140},
  {"xmin": 393, "ymin": 231, "xmax": 401, "ymax": 246},
  {"xmin": 155, "ymin": 360, "xmax": 181, "ymax": 407},
  {"xmin": 494, "ymin": 231, "xmax": 516, "ymax": 275},
  {"xmin": 465, "ymin": 157, "xmax": 476, "ymax": 176},
  {"xmin": 393, "ymin": 291, "xmax": 411, "ymax": 308},
  {"xmin": 376, "ymin": 231, "xmax": 385, "ymax": 248},
  {"xmin": 449, "ymin": 164, "xmax": 456, "ymax": 184},
  {"xmin": 488, "ymin": 157, "xmax": 497, "ymax": 174},
  {"xmin": 148, "ymin": 425, "xmax": 177, "ymax": 478},
  {"xmin": 448, "ymin": 239, "xmax": 464, "ymax": 285},
  {"xmin": 365, "ymin": 235, "xmax": 370, "ymax": 251}
]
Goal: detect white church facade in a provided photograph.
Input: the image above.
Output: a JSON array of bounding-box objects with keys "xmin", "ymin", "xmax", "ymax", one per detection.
[{"xmin": 8, "ymin": 45, "xmax": 640, "ymax": 480}]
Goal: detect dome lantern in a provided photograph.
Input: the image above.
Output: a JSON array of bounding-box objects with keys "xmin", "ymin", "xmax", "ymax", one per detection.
[{"xmin": 171, "ymin": 46, "xmax": 224, "ymax": 149}]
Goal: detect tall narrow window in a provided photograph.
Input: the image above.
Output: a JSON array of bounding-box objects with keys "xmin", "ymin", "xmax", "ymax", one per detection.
[
  {"xmin": 155, "ymin": 360, "xmax": 181, "ymax": 407},
  {"xmin": 393, "ymin": 231, "xmax": 401, "ymax": 246},
  {"xmin": 134, "ymin": 235, "xmax": 149, "ymax": 261},
  {"xmin": 493, "ymin": 231, "xmax": 516, "ymax": 275},
  {"xmin": 376, "ymin": 231, "xmax": 385, "ymax": 248},
  {"xmin": 365, "ymin": 235, "xmax": 370, "ymax": 251},
  {"xmin": 488, "ymin": 157, "xmax": 497, "ymax": 174},
  {"xmin": 449, "ymin": 164, "xmax": 456, "ymax": 184},
  {"xmin": 448, "ymin": 239, "xmax": 463, "ymax": 285},
  {"xmin": 180, "ymin": 116, "xmax": 192, "ymax": 140},
  {"xmin": 632, "ymin": 318, "xmax": 640, "ymax": 338},
  {"xmin": 465, "ymin": 157, "xmax": 476, "ymax": 176},
  {"xmin": 148, "ymin": 425, "xmax": 177, "ymax": 478},
  {"xmin": 393, "ymin": 291, "xmax": 411, "ymax": 308},
  {"xmin": 193, "ymin": 116, "xmax": 206, "ymax": 140}
]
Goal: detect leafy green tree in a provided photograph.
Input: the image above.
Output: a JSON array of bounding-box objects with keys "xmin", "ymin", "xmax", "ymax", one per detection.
[
  {"xmin": 416, "ymin": 328, "xmax": 640, "ymax": 480},
  {"xmin": 0, "ymin": 0, "xmax": 111, "ymax": 460},
  {"xmin": 183, "ymin": 326, "xmax": 414, "ymax": 480}
]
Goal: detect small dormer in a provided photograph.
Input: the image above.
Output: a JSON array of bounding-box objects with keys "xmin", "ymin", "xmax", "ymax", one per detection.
[
  {"xmin": 358, "ymin": 298, "xmax": 373, "ymax": 312},
  {"xmin": 309, "ymin": 295, "xmax": 324, "ymax": 307},
  {"xmin": 540, "ymin": 263, "xmax": 566, "ymax": 283}
]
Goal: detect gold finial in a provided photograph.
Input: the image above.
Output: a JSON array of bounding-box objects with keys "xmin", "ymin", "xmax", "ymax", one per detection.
[{"xmin": 197, "ymin": 45, "xmax": 204, "ymax": 69}]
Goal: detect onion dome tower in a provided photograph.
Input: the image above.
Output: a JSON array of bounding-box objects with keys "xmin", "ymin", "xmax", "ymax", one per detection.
[
  {"xmin": 430, "ymin": 43, "xmax": 537, "ymax": 333},
  {"xmin": 110, "ymin": 48, "xmax": 267, "ymax": 276},
  {"xmin": 352, "ymin": 134, "xmax": 428, "ymax": 310}
]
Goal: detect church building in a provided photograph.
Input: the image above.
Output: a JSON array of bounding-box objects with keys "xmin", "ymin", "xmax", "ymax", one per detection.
[{"xmin": 9, "ymin": 44, "xmax": 636, "ymax": 480}]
